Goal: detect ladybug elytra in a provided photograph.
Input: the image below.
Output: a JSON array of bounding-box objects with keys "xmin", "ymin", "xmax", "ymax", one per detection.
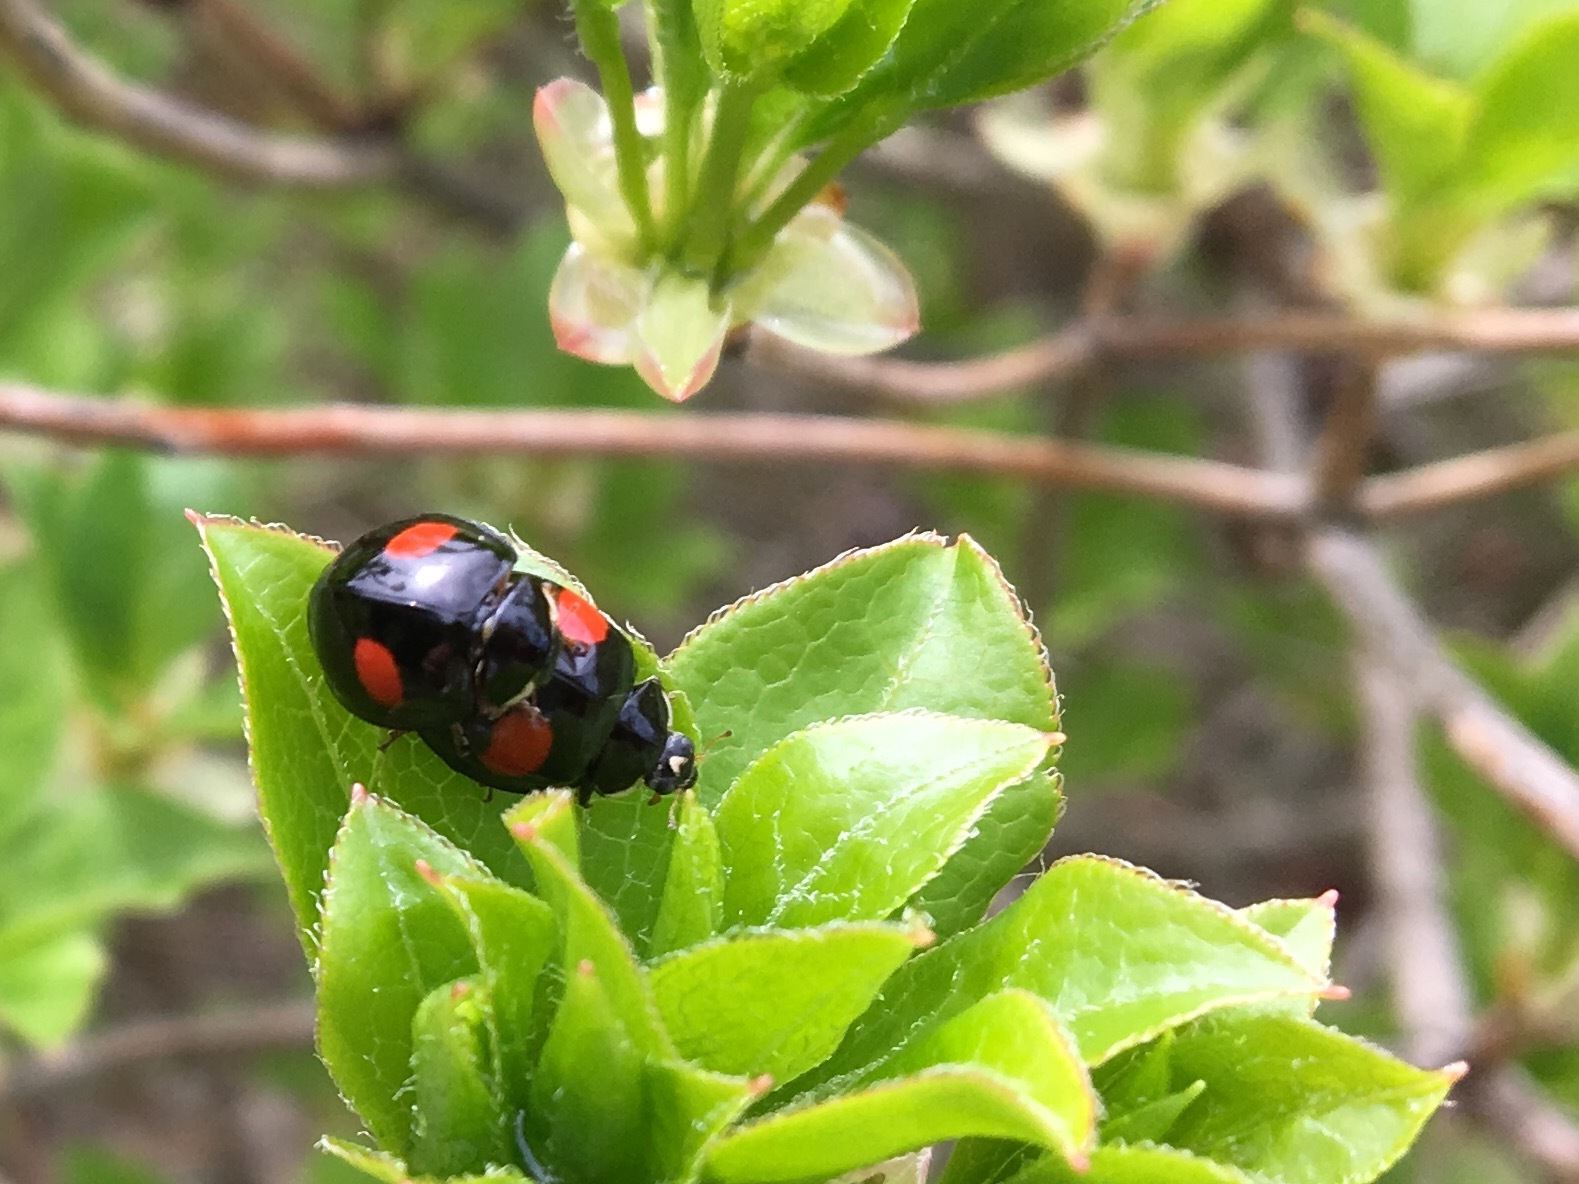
[{"xmin": 308, "ymin": 514, "xmax": 697, "ymax": 804}]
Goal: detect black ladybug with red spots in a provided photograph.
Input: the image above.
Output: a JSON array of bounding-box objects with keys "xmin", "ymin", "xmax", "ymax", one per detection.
[{"xmin": 307, "ymin": 513, "xmax": 697, "ymax": 804}]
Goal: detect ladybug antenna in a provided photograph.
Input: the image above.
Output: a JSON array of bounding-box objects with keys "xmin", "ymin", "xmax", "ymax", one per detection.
[{"xmin": 698, "ymin": 729, "xmax": 733, "ymax": 761}]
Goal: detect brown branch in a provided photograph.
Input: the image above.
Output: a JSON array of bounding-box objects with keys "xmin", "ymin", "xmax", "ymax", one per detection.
[
  {"xmin": 0, "ymin": 0, "xmax": 524, "ymax": 231},
  {"xmin": 0, "ymin": 382, "xmax": 1308, "ymax": 520},
  {"xmin": 1097, "ymin": 306, "xmax": 1579, "ymax": 360},
  {"xmin": 1309, "ymin": 528, "xmax": 1579, "ymax": 861},
  {"xmin": 1354, "ymin": 653, "xmax": 1474, "ymax": 1068},
  {"xmin": 0, "ymin": 999, "xmax": 315, "ymax": 1106},
  {"xmin": 754, "ymin": 307, "xmax": 1579, "ymax": 407},
  {"xmin": 1362, "ymin": 432, "xmax": 1579, "ymax": 519}
]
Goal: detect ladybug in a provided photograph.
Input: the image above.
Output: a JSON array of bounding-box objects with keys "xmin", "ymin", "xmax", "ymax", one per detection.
[{"xmin": 308, "ymin": 514, "xmax": 697, "ymax": 802}]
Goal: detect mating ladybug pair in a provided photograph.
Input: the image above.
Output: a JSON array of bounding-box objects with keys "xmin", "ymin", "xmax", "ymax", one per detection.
[{"xmin": 308, "ymin": 514, "xmax": 697, "ymax": 804}]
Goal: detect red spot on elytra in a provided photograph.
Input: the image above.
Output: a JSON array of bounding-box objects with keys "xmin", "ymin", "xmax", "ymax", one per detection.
[
  {"xmin": 384, "ymin": 520, "xmax": 459, "ymax": 560},
  {"xmin": 555, "ymin": 588, "xmax": 609, "ymax": 646},
  {"xmin": 353, "ymin": 637, "xmax": 404, "ymax": 708},
  {"xmin": 481, "ymin": 708, "xmax": 554, "ymax": 777}
]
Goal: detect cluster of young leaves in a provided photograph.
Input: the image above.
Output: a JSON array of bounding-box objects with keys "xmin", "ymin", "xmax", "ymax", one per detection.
[
  {"xmin": 1307, "ymin": 6, "xmax": 1579, "ymax": 297},
  {"xmin": 532, "ymin": 0, "xmax": 1161, "ymax": 399},
  {"xmin": 978, "ymin": 0, "xmax": 1289, "ymax": 257},
  {"xmin": 199, "ymin": 518, "xmax": 1455, "ymax": 1184},
  {"xmin": 0, "ymin": 453, "xmax": 268, "ymax": 1048}
]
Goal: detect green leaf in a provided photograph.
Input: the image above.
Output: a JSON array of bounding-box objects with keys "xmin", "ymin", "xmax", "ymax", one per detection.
[
  {"xmin": 995, "ymin": 1144, "xmax": 1257, "ymax": 1184},
  {"xmin": 511, "ymin": 815, "xmax": 674, "ymax": 1057},
  {"xmin": 906, "ymin": 772, "xmax": 1060, "ymax": 942},
  {"xmin": 1240, "ymin": 895, "xmax": 1338, "ymax": 981},
  {"xmin": 650, "ymin": 792, "xmax": 724, "ymax": 957},
  {"xmin": 579, "ymin": 790, "xmax": 681, "ymax": 956},
  {"xmin": 882, "ymin": 989, "xmax": 1097, "ymax": 1163},
  {"xmin": 316, "ymin": 792, "xmax": 485, "ymax": 1156},
  {"xmin": 318, "ymin": 1139, "xmax": 537, "ymax": 1184},
  {"xmin": 197, "ymin": 517, "xmax": 533, "ymax": 942},
  {"xmin": 527, "ymin": 961, "xmax": 754, "ymax": 1184},
  {"xmin": 669, "ymin": 533, "xmax": 1058, "ymax": 806},
  {"xmin": 1162, "ymin": 1012, "xmax": 1459, "ymax": 1184},
  {"xmin": 1302, "ymin": 10, "xmax": 1470, "ymax": 208},
  {"xmin": 714, "ymin": 712, "xmax": 1055, "ymax": 929},
  {"xmin": 706, "ymin": 990, "xmax": 1097, "ymax": 1184},
  {"xmin": 643, "ymin": 1059, "xmax": 759, "ymax": 1184},
  {"xmin": 650, "ymin": 920, "xmax": 924, "ymax": 1081},
  {"xmin": 1093, "ymin": 1037, "xmax": 1208, "ymax": 1146},
  {"xmin": 433, "ymin": 874, "xmax": 558, "ymax": 1118},
  {"xmin": 780, "ymin": 0, "xmax": 919, "ymax": 97},
  {"xmin": 694, "ymin": 0, "xmax": 860, "ymax": 80},
  {"xmin": 503, "ymin": 790, "xmax": 580, "ymax": 868},
  {"xmin": 409, "ymin": 978, "xmax": 510, "ymax": 1177},
  {"xmin": 1460, "ymin": 11, "xmax": 1579, "ymax": 210},
  {"xmin": 802, "ymin": 0, "xmax": 1159, "ymax": 144},
  {"xmin": 0, "ymin": 929, "xmax": 106, "ymax": 1048},
  {"xmin": 529, "ymin": 960, "xmax": 647, "ymax": 1184},
  {"xmin": 1100, "ymin": 1079, "xmax": 1206, "ymax": 1144},
  {"xmin": 1099, "ymin": 0, "xmax": 1282, "ymax": 118},
  {"xmin": 796, "ymin": 856, "xmax": 1325, "ymax": 1100}
]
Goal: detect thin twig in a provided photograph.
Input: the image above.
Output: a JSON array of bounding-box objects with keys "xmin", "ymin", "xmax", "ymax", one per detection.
[
  {"xmin": 1363, "ymin": 432, "xmax": 1579, "ymax": 519},
  {"xmin": 0, "ymin": 0, "xmax": 523, "ymax": 231},
  {"xmin": 0, "ymin": 0, "xmax": 391, "ymax": 185},
  {"xmin": 0, "ymin": 999, "xmax": 316, "ymax": 1106},
  {"xmin": 1354, "ymin": 653, "xmax": 1474, "ymax": 1067},
  {"xmin": 1313, "ymin": 361, "xmax": 1379, "ymax": 509},
  {"xmin": 745, "ymin": 326, "xmax": 1096, "ymax": 406},
  {"xmin": 754, "ymin": 307, "xmax": 1579, "ymax": 407},
  {"xmin": 189, "ymin": 0, "xmax": 364, "ymax": 132},
  {"xmin": 0, "ymin": 383, "xmax": 1309, "ymax": 520},
  {"xmin": 1309, "ymin": 528, "xmax": 1579, "ymax": 861}
]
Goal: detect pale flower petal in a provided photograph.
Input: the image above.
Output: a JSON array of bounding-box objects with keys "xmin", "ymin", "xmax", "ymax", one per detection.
[
  {"xmin": 548, "ymin": 242, "xmax": 645, "ymax": 364},
  {"xmin": 633, "ymin": 270, "xmax": 730, "ymax": 402},
  {"xmin": 735, "ymin": 205, "xmax": 919, "ymax": 355},
  {"xmin": 534, "ymin": 78, "xmax": 636, "ymax": 256}
]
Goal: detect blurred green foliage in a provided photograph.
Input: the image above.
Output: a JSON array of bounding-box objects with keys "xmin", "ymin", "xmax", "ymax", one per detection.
[{"xmin": 1, "ymin": 0, "xmax": 1578, "ymax": 1179}]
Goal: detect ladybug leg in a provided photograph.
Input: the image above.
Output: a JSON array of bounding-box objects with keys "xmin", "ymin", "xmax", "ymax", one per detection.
[{"xmin": 378, "ymin": 729, "xmax": 408, "ymax": 753}]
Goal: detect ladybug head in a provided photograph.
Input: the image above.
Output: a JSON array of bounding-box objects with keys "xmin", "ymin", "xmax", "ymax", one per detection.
[{"xmin": 646, "ymin": 731, "xmax": 698, "ymax": 797}]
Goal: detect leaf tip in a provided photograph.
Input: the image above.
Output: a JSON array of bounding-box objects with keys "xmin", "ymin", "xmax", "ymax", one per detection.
[
  {"xmin": 1317, "ymin": 888, "xmax": 1340, "ymax": 910},
  {"xmin": 414, "ymin": 858, "xmax": 443, "ymax": 887},
  {"xmin": 1441, "ymin": 1059, "xmax": 1470, "ymax": 1082},
  {"xmin": 748, "ymin": 1073, "xmax": 774, "ymax": 1098},
  {"xmin": 1046, "ymin": 730, "xmax": 1068, "ymax": 746},
  {"xmin": 1320, "ymin": 983, "xmax": 1353, "ymax": 1001},
  {"xmin": 908, "ymin": 921, "xmax": 937, "ymax": 949},
  {"xmin": 350, "ymin": 782, "xmax": 371, "ymax": 805},
  {"xmin": 450, "ymin": 979, "xmax": 473, "ymax": 1001},
  {"xmin": 1065, "ymin": 1149, "xmax": 1092, "ymax": 1174}
]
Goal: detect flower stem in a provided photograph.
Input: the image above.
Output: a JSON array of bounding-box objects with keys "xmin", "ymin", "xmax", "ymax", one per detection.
[
  {"xmin": 725, "ymin": 109, "xmax": 888, "ymax": 279},
  {"xmin": 647, "ymin": 0, "xmax": 707, "ymax": 249},
  {"xmin": 572, "ymin": 0, "xmax": 656, "ymax": 251},
  {"xmin": 681, "ymin": 81, "xmax": 758, "ymax": 275}
]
